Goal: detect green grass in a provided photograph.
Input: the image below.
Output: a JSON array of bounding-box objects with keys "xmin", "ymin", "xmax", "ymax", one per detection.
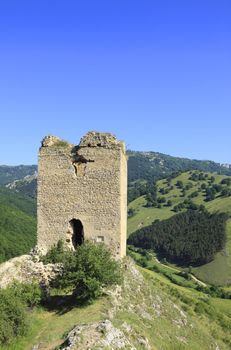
[
  {"xmin": 193, "ymin": 219, "xmax": 231, "ymax": 286},
  {"xmin": 128, "ymin": 170, "xmax": 231, "ymax": 286},
  {"xmin": 210, "ymin": 298, "xmax": 231, "ymax": 318},
  {"xmin": 0, "ymin": 297, "xmax": 109, "ymax": 350},
  {"xmin": 128, "ymin": 196, "xmax": 173, "ymax": 235}
]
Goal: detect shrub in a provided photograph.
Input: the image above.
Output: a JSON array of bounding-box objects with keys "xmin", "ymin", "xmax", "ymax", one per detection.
[
  {"xmin": 176, "ymin": 180, "xmax": 184, "ymax": 188},
  {"xmin": 185, "ymin": 182, "xmax": 193, "ymax": 190},
  {"xmin": 201, "ymin": 183, "xmax": 207, "ymax": 190},
  {"xmin": 0, "ymin": 288, "xmax": 28, "ymax": 345},
  {"xmin": 189, "ymin": 191, "xmax": 199, "ymax": 198},
  {"xmin": 53, "ymin": 139, "xmax": 70, "ymax": 147},
  {"xmin": 138, "ymin": 257, "xmax": 148, "ymax": 267},
  {"xmin": 221, "ymin": 178, "xmax": 231, "ymax": 186},
  {"xmin": 157, "ymin": 197, "xmax": 166, "ymax": 203},
  {"xmin": 41, "ymin": 239, "xmax": 67, "ymax": 264},
  {"xmin": 10, "ymin": 281, "xmax": 43, "ymax": 308},
  {"xmin": 51, "ymin": 242, "xmax": 122, "ymax": 303},
  {"xmin": 128, "ymin": 208, "xmax": 135, "ymax": 217},
  {"xmin": 221, "ymin": 188, "xmax": 231, "ymax": 197}
]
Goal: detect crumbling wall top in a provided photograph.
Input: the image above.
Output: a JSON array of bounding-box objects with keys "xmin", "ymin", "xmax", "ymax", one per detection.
[
  {"xmin": 79, "ymin": 131, "xmax": 125, "ymax": 152},
  {"xmin": 41, "ymin": 135, "xmax": 71, "ymax": 148},
  {"xmin": 40, "ymin": 131, "xmax": 125, "ymax": 153}
]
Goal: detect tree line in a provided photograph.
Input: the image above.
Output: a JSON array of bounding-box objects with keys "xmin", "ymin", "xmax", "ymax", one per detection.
[{"xmin": 128, "ymin": 210, "xmax": 228, "ymax": 266}]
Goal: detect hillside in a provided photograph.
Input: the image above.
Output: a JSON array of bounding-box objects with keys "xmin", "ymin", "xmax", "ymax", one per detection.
[
  {"xmin": 1, "ymin": 259, "xmax": 230, "ymax": 350},
  {"xmin": 127, "ymin": 151, "xmax": 231, "ymax": 183},
  {"xmin": 5, "ymin": 173, "xmax": 37, "ymax": 198},
  {"xmin": 127, "ymin": 171, "xmax": 231, "ymax": 286},
  {"xmin": 0, "ymin": 165, "xmax": 37, "ymax": 186},
  {"xmin": 0, "ymin": 187, "xmax": 36, "ymax": 262}
]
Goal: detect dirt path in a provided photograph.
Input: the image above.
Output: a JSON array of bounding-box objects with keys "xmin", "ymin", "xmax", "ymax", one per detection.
[{"xmin": 154, "ymin": 257, "xmax": 207, "ymax": 287}]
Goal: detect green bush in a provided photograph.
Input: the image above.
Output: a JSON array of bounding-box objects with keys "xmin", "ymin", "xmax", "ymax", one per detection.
[
  {"xmin": 41, "ymin": 239, "xmax": 67, "ymax": 264},
  {"xmin": 10, "ymin": 281, "xmax": 43, "ymax": 308},
  {"xmin": 50, "ymin": 241, "xmax": 122, "ymax": 303},
  {"xmin": 0, "ymin": 288, "xmax": 28, "ymax": 345}
]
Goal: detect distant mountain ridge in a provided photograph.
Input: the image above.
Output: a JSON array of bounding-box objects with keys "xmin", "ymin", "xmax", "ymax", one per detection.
[
  {"xmin": 127, "ymin": 151, "xmax": 231, "ymax": 183},
  {"xmin": 0, "ymin": 165, "xmax": 37, "ymax": 185}
]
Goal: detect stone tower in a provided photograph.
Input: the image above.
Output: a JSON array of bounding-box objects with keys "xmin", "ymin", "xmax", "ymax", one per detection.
[{"xmin": 37, "ymin": 131, "xmax": 127, "ymax": 258}]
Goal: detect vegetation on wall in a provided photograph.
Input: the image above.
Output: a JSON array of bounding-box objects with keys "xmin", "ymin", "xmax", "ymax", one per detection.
[{"xmin": 128, "ymin": 210, "xmax": 228, "ymax": 266}]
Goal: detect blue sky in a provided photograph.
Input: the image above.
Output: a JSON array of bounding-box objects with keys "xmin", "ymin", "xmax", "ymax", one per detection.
[{"xmin": 0, "ymin": 0, "xmax": 230, "ymax": 165}]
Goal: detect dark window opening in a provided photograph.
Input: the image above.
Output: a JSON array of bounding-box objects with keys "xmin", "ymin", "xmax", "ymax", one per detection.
[{"xmin": 69, "ymin": 219, "xmax": 84, "ymax": 249}]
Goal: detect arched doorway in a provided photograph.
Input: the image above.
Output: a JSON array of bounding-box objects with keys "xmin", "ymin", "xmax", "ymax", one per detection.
[{"xmin": 69, "ymin": 219, "xmax": 84, "ymax": 249}]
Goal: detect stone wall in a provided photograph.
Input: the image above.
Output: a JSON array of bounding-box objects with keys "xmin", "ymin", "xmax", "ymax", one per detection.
[{"xmin": 37, "ymin": 131, "xmax": 127, "ymax": 258}]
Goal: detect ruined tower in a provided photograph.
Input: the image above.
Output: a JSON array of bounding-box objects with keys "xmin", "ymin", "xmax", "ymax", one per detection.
[{"xmin": 37, "ymin": 131, "xmax": 127, "ymax": 258}]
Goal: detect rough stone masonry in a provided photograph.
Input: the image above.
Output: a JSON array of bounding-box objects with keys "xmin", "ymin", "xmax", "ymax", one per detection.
[{"xmin": 37, "ymin": 131, "xmax": 127, "ymax": 258}]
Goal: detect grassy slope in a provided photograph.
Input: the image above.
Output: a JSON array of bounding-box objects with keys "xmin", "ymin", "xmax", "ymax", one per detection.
[
  {"xmin": 128, "ymin": 171, "xmax": 231, "ymax": 286},
  {"xmin": 1, "ymin": 260, "xmax": 230, "ymax": 350},
  {"xmin": 0, "ymin": 298, "xmax": 109, "ymax": 350}
]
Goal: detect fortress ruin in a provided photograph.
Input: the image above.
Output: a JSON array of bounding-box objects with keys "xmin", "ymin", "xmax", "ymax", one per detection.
[{"xmin": 37, "ymin": 131, "xmax": 127, "ymax": 258}]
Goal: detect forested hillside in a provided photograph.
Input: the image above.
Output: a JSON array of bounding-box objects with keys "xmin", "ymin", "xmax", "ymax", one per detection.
[
  {"xmin": 0, "ymin": 187, "xmax": 36, "ymax": 262},
  {"xmin": 128, "ymin": 210, "xmax": 228, "ymax": 265}
]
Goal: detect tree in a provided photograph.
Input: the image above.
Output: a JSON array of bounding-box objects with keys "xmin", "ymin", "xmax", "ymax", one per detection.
[
  {"xmin": 221, "ymin": 178, "xmax": 231, "ymax": 186},
  {"xmin": 189, "ymin": 191, "xmax": 199, "ymax": 198},
  {"xmin": 209, "ymin": 176, "xmax": 215, "ymax": 183},
  {"xmin": 185, "ymin": 182, "xmax": 193, "ymax": 190},
  {"xmin": 176, "ymin": 180, "xmax": 183, "ymax": 189},
  {"xmin": 221, "ymin": 188, "xmax": 231, "ymax": 197},
  {"xmin": 157, "ymin": 196, "xmax": 166, "ymax": 203},
  {"xmin": 201, "ymin": 183, "xmax": 207, "ymax": 190},
  {"xmin": 205, "ymin": 187, "xmax": 216, "ymax": 201},
  {"xmin": 145, "ymin": 182, "xmax": 158, "ymax": 207},
  {"xmin": 51, "ymin": 242, "xmax": 122, "ymax": 303}
]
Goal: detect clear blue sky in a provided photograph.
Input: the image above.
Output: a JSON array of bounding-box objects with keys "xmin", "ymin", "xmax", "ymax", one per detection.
[{"xmin": 0, "ymin": 0, "xmax": 230, "ymax": 165}]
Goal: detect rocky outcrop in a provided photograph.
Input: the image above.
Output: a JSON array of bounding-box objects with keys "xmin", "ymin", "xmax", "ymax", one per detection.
[
  {"xmin": 0, "ymin": 254, "xmax": 60, "ymax": 289},
  {"xmin": 60, "ymin": 320, "xmax": 136, "ymax": 350}
]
